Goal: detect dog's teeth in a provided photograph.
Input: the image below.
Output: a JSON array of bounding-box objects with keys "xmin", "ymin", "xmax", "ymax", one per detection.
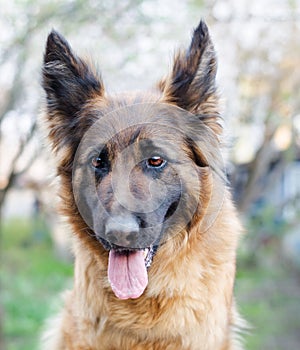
[{"xmin": 143, "ymin": 248, "xmax": 149, "ymax": 259}]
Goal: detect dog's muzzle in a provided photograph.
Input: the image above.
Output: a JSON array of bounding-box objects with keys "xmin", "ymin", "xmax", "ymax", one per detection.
[
  {"xmin": 97, "ymin": 215, "xmax": 157, "ymax": 300},
  {"xmin": 104, "ymin": 215, "xmax": 140, "ymax": 248}
]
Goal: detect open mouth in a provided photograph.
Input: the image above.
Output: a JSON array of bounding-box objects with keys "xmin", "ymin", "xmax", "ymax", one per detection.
[{"xmin": 102, "ymin": 241, "xmax": 155, "ymax": 300}]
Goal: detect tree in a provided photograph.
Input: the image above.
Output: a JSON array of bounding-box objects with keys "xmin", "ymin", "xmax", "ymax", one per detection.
[{"xmin": 201, "ymin": 0, "xmax": 300, "ymax": 214}]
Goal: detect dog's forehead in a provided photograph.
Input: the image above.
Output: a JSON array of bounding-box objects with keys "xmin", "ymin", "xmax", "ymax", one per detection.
[
  {"xmin": 81, "ymin": 97, "xmax": 202, "ymax": 160},
  {"xmin": 105, "ymin": 124, "xmax": 182, "ymax": 159}
]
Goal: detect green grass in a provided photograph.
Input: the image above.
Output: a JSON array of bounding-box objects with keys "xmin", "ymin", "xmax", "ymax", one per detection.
[
  {"xmin": 236, "ymin": 253, "xmax": 300, "ymax": 349},
  {"xmin": 1, "ymin": 218, "xmax": 73, "ymax": 350},
  {"xmin": 1, "ymin": 217, "xmax": 300, "ymax": 349}
]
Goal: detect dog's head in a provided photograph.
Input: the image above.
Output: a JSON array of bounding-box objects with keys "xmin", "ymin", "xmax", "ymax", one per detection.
[{"xmin": 42, "ymin": 20, "xmax": 224, "ymax": 299}]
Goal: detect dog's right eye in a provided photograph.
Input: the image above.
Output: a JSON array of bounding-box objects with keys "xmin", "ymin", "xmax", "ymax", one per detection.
[
  {"xmin": 91, "ymin": 149, "xmax": 110, "ymax": 173},
  {"xmin": 92, "ymin": 156, "xmax": 105, "ymax": 169}
]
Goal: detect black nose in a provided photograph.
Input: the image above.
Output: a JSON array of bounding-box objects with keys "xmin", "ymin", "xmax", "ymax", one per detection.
[{"xmin": 105, "ymin": 216, "xmax": 139, "ymax": 248}]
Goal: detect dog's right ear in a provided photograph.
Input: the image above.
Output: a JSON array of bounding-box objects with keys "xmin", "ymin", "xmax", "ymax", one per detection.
[{"xmin": 42, "ymin": 30, "xmax": 104, "ymax": 152}]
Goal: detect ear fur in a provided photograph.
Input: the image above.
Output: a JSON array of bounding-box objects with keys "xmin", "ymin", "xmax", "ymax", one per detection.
[
  {"xmin": 42, "ymin": 30, "xmax": 104, "ymax": 151},
  {"xmin": 160, "ymin": 20, "xmax": 221, "ymax": 135}
]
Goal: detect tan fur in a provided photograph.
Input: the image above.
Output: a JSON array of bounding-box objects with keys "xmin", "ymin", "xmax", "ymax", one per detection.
[{"xmin": 41, "ymin": 172, "xmax": 244, "ymax": 349}]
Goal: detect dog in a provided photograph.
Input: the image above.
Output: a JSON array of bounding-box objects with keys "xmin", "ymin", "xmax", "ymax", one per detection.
[{"xmin": 41, "ymin": 20, "xmax": 245, "ymax": 350}]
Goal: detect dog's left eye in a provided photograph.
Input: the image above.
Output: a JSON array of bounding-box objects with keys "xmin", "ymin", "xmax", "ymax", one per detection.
[{"xmin": 146, "ymin": 156, "xmax": 166, "ymax": 169}]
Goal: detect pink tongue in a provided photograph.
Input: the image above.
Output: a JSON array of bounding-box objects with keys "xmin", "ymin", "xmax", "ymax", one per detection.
[{"xmin": 108, "ymin": 250, "xmax": 148, "ymax": 300}]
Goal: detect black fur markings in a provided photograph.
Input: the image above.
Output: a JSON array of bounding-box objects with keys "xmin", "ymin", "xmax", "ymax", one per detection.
[
  {"xmin": 42, "ymin": 30, "xmax": 103, "ymax": 151},
  {"xmin": 164, "ymin": 20, "xmax": 217, "ymax": 113}
]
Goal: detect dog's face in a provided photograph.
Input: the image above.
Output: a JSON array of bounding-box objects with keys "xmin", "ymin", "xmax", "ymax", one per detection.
[
  {"xmin": 79, "ymin": 115, "xmax": 185, "ymax": 252},
  {"xmin": 42, "ymin": 21, "xmax": 224, "ymax": 299}
]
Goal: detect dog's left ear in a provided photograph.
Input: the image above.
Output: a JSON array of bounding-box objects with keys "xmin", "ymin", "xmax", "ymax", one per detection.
[{"xmin": 160, "ymin": 20, "xmax": 221, "ymax": 134}]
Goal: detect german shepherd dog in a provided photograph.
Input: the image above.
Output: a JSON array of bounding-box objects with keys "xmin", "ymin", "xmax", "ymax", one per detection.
[{"xmin": 42, "ymin": 20, "xmax": 244, "ymax": 350}]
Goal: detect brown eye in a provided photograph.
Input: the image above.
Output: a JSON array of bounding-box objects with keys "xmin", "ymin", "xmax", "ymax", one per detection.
[
  {"xmin": 91, "ymin": 157, "xmax": 103, "ymax": 168},
  {"xmin": 91, "ymin": 148, "xmax": 110, "ymax": 172},
  {"xmin": 146, "ymin": 156, "xmax": 166, "ymax": 168}
]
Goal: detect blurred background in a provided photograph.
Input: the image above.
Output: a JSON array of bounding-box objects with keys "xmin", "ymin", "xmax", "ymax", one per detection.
[{"xmin": 1, "ymin": 0, "xmax": 300, "ymax": 349}]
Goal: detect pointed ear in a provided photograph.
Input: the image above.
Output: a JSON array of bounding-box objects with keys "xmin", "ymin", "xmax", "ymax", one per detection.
[
  {"xmin": 160, "ymin": 20, "xmax": 221, "ymax": 134},
  {"xmin": 42, "ymin": 30, "xmax": 104, "ymax": 151}
]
